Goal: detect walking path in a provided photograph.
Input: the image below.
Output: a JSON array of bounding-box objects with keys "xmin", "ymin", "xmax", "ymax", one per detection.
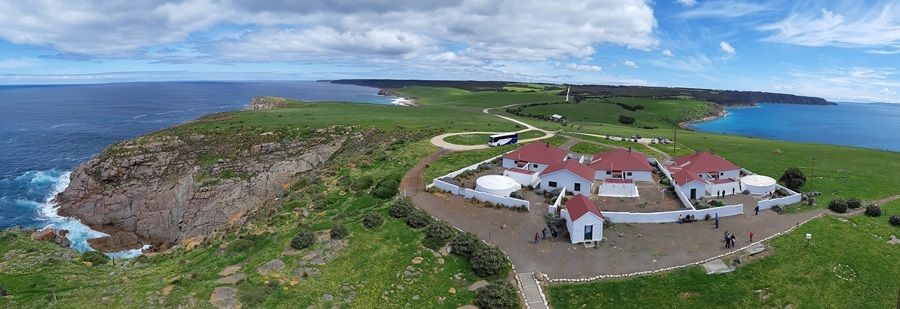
[
  {"xmin": 429, "ymin": 104, "xmax": 556, "ymax": 151},
  {"xmin": 518, "ymin": 272, "xmax": 548, "ymax": 309}
]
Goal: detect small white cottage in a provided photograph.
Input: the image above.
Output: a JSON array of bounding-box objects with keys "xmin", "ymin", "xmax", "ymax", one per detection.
[
  {"xmin": 561, "ymin": 194, "xmax": 605, "ymax": 244},
  {"xmin": 539, "ymin": 160, "xmax": 595, "ymax": 195}
]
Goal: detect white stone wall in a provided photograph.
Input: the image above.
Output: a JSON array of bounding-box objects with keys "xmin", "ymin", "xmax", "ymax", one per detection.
[
  {"xmin": 705, "ymin": 181, "xmax": 741, "ymax": 197},
  {"xmin": 603, "ymin": 204, "xmax": 744, "ymax": 223},
  {"xmin": 757, "ymin": 184, "xmax": 802, "ymax": 210},
  {"xmin": 432, "ymin": 179, "xmax": 530, "ymax": 210}
]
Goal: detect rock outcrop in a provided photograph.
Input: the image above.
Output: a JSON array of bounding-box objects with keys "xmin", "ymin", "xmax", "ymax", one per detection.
[
  {"xmin": 57, "ymin": 123, "xmax": 347, "ymax": 251},
  {"xmin": 244, "ymin": 96, "xmax": 290, "ymax": 111}
]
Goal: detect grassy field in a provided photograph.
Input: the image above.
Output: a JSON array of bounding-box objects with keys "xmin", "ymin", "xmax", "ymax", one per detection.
[
  {"xmin": 518, "ymin": 97, "xmax": 719, "ymax": 129},
  {"xmin": 549, "ymin": 200, "xmax": 900, "ymax": 308}
]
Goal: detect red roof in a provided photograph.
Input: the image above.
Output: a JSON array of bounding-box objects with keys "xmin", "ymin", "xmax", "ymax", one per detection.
[
  {"xmin": 541, "ymin": 160, "xmax": 595, "ymax": 181},
  {"xmin": 566, "ymin": 194, "xmax": 604, "ymax": 221},
  {"xmin": 503, "ymin": 143, "xmax": 568, "ymax": 165},
  {"xmin": 673, "ymin": 151, "xmax": 739, "ymax": 173},
  {"xmin": 672, "ymin": 169, "xmax": 705, "ymax": 186},
  {"xmin": 589, "ymin": 148, "xmax": 652, "ymax": 171}
]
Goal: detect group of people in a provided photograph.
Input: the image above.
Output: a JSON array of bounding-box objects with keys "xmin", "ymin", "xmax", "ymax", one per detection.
[
  {"xmin": 677, "ymin": 214, "xmax": 698, "ymax": 223},
  {"xmin": 724, "ymin": 231, "xmax": 737, "ymax": 248},
  {"xmin": 534, "ymin": 227, "xmax": 558, "ymax": 243}
]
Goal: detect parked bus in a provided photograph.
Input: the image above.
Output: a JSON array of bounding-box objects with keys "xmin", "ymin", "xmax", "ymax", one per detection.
[{"xmin": 488, "ymin": 133, "xmax": 518, "ymax": 147}]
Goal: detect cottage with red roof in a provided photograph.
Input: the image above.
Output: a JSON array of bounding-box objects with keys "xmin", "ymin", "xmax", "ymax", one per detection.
[
  {"xmin": 668, "ymin": 151, "xmax": 742, "ymax": 199},
  {"xmin": 560, "ymin": 194, "xmax": 605, "ymax": 244},
  {"xmin": 590, "ymin": 148, "xmax": 653, "ymax": 182},
  {"xmin": 501, "ymin": 142, "xmax": 569, "ymax": 173},
  {"xmin": 539, "ymin": 160, "xmax": 595, "ymax": 195}
]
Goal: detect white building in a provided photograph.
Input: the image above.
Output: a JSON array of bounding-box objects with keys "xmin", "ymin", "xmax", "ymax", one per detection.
[
  {"xmin": 501, "ymin": 142, "xmax": 569, "ymax": 173},
  {"xmin": 589, "ymin": 148, "xmax": 653, "ymax": 182},
  {"xmin": 668, "ymin": 151, "xmax": 743, "ymax": 199},
  {"xmin": 561, "ymin": 194, "xmax": 605, "ymax": 244},
  {"xmin": 503, "ymin": 168, "xmax": 539, "ymax": 187},
  {"xmin": 539, "ymin": 160, "xmax": 595, "ymax": 195}
]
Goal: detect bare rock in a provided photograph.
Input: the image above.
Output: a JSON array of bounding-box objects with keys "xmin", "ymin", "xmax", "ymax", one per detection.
[
  {"xmin": 219, "ymin": 265, "xmax": 241, "ymax": 277},
  {"xmin": 87, "ymin": 230, "xmax": 143, "ymax": 253},
  {"xmin": 468, "ymin": 280, "xmax": 488, "ymax": 291},
  {"xmin": 209, "ymin": 287, "xmax": 238, "ymax": 309},
  {"xmin": 256, "ymin": 259, "xmax": 285, "ymax": 275},
  {"xmin": 216, "ymin": 274, "xmax": 245, "ymax": 285}
]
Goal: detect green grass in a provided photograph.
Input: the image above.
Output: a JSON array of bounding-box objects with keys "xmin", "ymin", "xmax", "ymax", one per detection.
[
  {"xmin": 424, "ymin": 145, "xmax": 516, "ymax": 182},
  {"xmin": 549, "ymin": 203, "xmax": 900, "ymax": 308},
  {"xmin": 568, "ymin": 142, "xmax": 610, "ymax": 155},
  {"xmin": 519, "ymin": 97, "xmax": 718, "ymax": 129}
]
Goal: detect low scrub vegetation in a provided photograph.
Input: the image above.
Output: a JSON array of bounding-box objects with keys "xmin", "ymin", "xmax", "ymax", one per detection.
[{"xmin": 475, "ymin": 280, "xmax": 520, "ymax": 309}]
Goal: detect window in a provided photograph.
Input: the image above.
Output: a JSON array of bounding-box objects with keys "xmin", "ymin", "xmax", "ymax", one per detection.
[
  {"xmin": 548, "ymin": 181, "xmax": 557, "ymax": 188},
  {"xmin": 533, "ymin": 164, "xmax": 539, "ymax": 168},
  {"xmin": 574, "ymin": 183, "xmax": 581, "ymax": 191},
  {"xmin": 720, "ymin": 172, "xmax": 724, "ymax": 176},
  {"xmin": 626, "ymin": 172, "xmax": 632, "ymax": 176},
  {"xmin": 606, "ymin": 171, "xmax": 612, "ymax": 175}
]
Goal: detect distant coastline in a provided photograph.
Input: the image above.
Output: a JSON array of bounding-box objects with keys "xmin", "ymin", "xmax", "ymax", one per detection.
[{"xmin": 377, "ymin": 88, "xmax": 419, "ymax": 106}]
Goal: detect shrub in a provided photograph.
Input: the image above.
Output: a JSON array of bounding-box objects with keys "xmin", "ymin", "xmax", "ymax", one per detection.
[
  {"xmin": 864, "ymin": 205, "xmax": 882, "ymax": 217},
  {"xmin": 423, "ymin": 220, "xmax": 456, "ymax": 250},
  {"xmin": 290, "ymin": 230, "xmax": 316, "ymax": 250},
  {"xmin": 389, "ymin": 197, "xmax": 414, "ymax": 218},
  {"xmin": 450, "ymin": 232, "xmax": 481, "ymax": 259},
  {"xmin": 330, "ymin": 223, "xmax": 349, "ymax": 239},
  {"xmin": 617, "ymin": 115, "xmax": 635, "ymax": 125},
  {"xmin": 227, "ymin": 238, "xmax": 254, "ymax": 253},
  {"xmin": 351, "ymin": 175, "xmax": 374, "ymax": 191},
  {"xmin": 238, "ymin": 280, "xmax": 279, "ymax": 307},
  {"xmin": 405, "ymin": 209, "xmax": 432, "ymax": 229},
  {"xmin": 362, "ymin": 212, "xmax": 383, "ymax": 228},
  {"xmin": 828, "ymin": 198, "xmax": 848, "ymax": 213},
  {"xmin": 470, "ymin": 243, "xmax": 506, "ymax": 278},
  {"xmin": 372, "ymin": 178, "xmax": 400, "ymax": 199},
  {"xmin": 475, "ymin": 280, "xmax": 520, "ymax": 309},
  {"xmin": 82, "ymin": 251, "xmax": 110, "ymax": 266},
  {"xmin": 889, "ymin": 215, "xmax": 900, "ymax": 226},
  {"xmin": 847, "ymin": 198, "xmax": 863, "ymax": 209},
  {"xmin": 779, "ymin": 167, "xmax": 806, "ymax": 191}
]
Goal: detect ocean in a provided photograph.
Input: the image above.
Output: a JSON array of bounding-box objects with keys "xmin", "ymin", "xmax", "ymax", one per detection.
[
  {"xmin": 0, "ymin": 81, "xmax": 392, "ymax": 257},
  {"xmin": 689, "ymin": 102, "xmax": 900, "ymax": 152}
]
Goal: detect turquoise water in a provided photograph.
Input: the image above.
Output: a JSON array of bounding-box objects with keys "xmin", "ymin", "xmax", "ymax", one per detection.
[{"xmin": 689, "ymin": 103, "xmax": 900, "ymax": 152}]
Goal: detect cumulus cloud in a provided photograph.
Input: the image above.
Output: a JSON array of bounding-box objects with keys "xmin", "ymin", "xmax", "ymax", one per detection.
[
  {"xmin": 758, "ymin": 4, "xmax": 900, "ymax": 50},
  {"xmin": 557, "ymin": 62, "xmax": 602, "ymax": 72},
  {"xmin": 719, "ymin": 41, "xmax": 736, "ymax": 56},
  {"xmin": 623, "ymin": 60, "xmax": 638, "ymax": 68},
  {"xmin": 661, "ymin": 49, "xmax": 675, "ymax": 57}
]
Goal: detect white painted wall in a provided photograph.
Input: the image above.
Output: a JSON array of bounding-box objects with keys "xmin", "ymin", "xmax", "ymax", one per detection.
[
  {"xmin": 705, "ymin": 181, "xmax": 741, "ymax": 197},
  {"xmin": 678, "ymin": 181, "xmax": 706, "ymax": 200},
  {"xmin": 757, "ymin": 184, "xmax": 802, "ymax": 210},
  {"xmin": 567, "ymin": 214, "xmax": 605, "ymax": 244},
  {"xmin": 503, "ymin": 170, "xmax": 539, "ymax": 187},
  {"xmin": 540, "ymin": 171, "xmax": 592, "ymax": 195},
  {"xmin": 672, "ymin": 183, "xmax": 696, "ymax": 210},
  {"xmin": 548, "ymin": 189, "xmax": 565, "ymax": 216},
  {"xmin": 503, "ymin": 158, "xmax": 550, "ymax": 173},
  {"xmin": 594, "ymin": 170, "xmax": 653, "ymax": 182},
  {"xmin": 603, "ymin": 204, "xmax": 744, "ymax": 223},
  {"xmin": 432, "ymin": 179, "xmax": 530, "ymax": 210}
]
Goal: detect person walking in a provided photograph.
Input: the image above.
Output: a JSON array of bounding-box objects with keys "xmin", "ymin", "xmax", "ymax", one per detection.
[
  {"xmin": 755, "ymin": 205, "xmax": 759, "ymax": 216},
  {"xmin": 724, "ymin": 231, "xmax": 730, "ymax": 248},
  {"xmin": 541, "ymin": 228, "xmax": 547, "ymax": 241},
  {"xmin": 749, "ymin": 231, "xmax": 754, "ymax": 242},
  {"xmin": 715, "ymin": 216, "xmax": 719, "ymax": 229},
  {"xmin": 534, "ymin": 232, "xmax": 540, "ymax": 244},
  {"xmin": 730, "ymin": 234, "xmax": 737, "ymax": 248}
]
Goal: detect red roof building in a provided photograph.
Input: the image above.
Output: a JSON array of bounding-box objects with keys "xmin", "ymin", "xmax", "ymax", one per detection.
[
  {"xmin": 672, "ymin": 169, "xmax": 705, "ymax": 186},
  {"xmin": 673, "ymin": 151, "xmax": 739, "ymax": 173},
  {"xmin": 589, "ymin": 148, "xmax": 652, "ymax": 171},
  {"xmin": 542, "ymin": 160, "xmax": 595, "ymax": 181},
  {"xmin": 565, "ymin": 194, "xmax": 604, "ymax": 221},
  {"xmin": 502, "ymin": 143, "xmax": 568, "ymax": 165}
]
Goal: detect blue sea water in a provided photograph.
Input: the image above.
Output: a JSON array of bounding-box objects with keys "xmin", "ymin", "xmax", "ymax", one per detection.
[
  {"xmin": 689, "ymin": 102, "xmax": 900, "ymax": 152},
  {"xmin": 0, "ymin": 81, "xmax": 391, "ymax": 256}
]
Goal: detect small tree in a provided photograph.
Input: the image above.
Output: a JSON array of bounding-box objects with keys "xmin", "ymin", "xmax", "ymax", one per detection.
[
  {"xmin": 389, "ymin": 198, "xmax": 414, "ymax": 218},
  {"xmin": 405, "ymin": 209, "xmax": 432, "ymax": 229},
  {"xmin": 846, "ymin": 198, "xmax": 863, "ymax": 209},
  {"xmin": 351, "ymin": 175, "xmax": 374, "ymax": 191},
  {"xmin": 779, "ymin": 167, "xmax": 806, "ymax": 191},
  {"xmin": 372, "ymin": 177, "xmax": 400, "ymax": 199},
  {"xmin": 889, "ymin": 215, "xmax": 900, "ymax": 226},
  {"xmin": 617, "ymin": 115, "xmax": 635, "ymax": 125},
  {"xmin": 828, "ymin": 198, "xmax": 848, "ymax": 213},
  {"xmin": 290, "ymin": 230, "xmax": 316, "ymax": 250},
  {"xmin": 450, "ymin": 232, "xmax": 481, "ymax": 259},
  {"xmin": 82, "ymin": 251, "xmax": 110, "ymax": 266},
  {"xmin": 362, "ymin": 212, "xmax": 383, "ymax": 228},
  {"xmin": 864, "ymin": 205, "xmax": 882, "ymax": 217},
  {"xmin": 330, "ymin": 223, "xmax": 349, "ymax": 239},
  {"xmin": 475, "ymin": 280, "xmax": 520, "ymax": 309},
  {"xmin": 423, "ymin": 220, "xmax": 456, "ymax": 250},
  {"xmin": 470, "ymin": 243, "xmax": 506, "ymax": 278}
]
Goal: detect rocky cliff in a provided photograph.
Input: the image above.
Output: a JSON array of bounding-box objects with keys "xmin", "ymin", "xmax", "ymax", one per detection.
[
  {"xmin": 56, "ymin": 98, "xmax": 346, "ymax": 252},
  {"xmin": 245, "ymin": 96, "xmax": 291, "ymax": 111}
]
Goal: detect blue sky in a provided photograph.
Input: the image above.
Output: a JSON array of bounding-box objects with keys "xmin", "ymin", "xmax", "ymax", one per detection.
[{"xmin": 0, "ymin": 0, "xmax": 898, "ymax": 102}]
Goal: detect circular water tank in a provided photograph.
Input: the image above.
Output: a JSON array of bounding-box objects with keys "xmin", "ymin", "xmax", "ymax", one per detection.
[
  {"xmin": 741, "ymin": 175, "xmax": 776, "ymax": 195},
  {"xmin": 475, "ymin": 175, "xmax": 522, "ymax": 197}
]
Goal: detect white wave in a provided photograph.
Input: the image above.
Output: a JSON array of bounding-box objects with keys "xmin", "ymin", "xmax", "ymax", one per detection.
[
  {"xmin": 34, "ymin": 171, "xmax": 147, "ymax": 258},
  {"xmin": 50, "ymin": 123, "xmax": 80, "ymax": 129},
  {"xmin": 133, "ymin": 114, "xmax": 147, "ymax": 119}
]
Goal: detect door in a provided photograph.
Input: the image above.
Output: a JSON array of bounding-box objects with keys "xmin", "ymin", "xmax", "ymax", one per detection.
[
  {"xmin": 690, "ymin": 188, "xmax": 697, "ymax": 199},
  {"xmin": 584, "ymin": 224, "xmax": 593, "ymax": 241}
]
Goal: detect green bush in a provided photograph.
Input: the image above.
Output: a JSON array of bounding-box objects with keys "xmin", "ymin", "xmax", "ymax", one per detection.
[
  {"xmin": 290, "ymin": 230, "xmax": 316, "ymax": 250},
  {"xmin": 450, "ymin": 232, "xmax": 481, "ymax": 259},
  {"xmin": 475, "ymin": 280, "xmax": 520, "ymax": 309},
  {"xmin": 405, "ymin": 209, "xmax": 432, "ymax": 229},
  {"xmin": 227, "ymin": 239, "xmax": 254, "ymax": 253},
  {"xmin": 617, "ymin": 115, "xmax": 635, "ymax": 125},
  {"xmin": 362, "ymin": 212, "xmax": 383, "ymax": 228},
  {"xmin": 330, "ymin": 223, "xmax": 349, "ymax": 239},
  {"xmin": 828, "ymin": 198, "xmax": 847, "ymax": 213},
  {"xmin": 847, "ymin": 198, "xmax": 863, "ymax": 209},
  {"xmin": 351, "ymin": 175, "xmax": 374, "ymax": 191},
  {"xmin": 389, "ymin": 197, "xmax": 414, "ymax": 218},
  {"xmin": 372, "ymin": 177, "xmax": 400, "ymax": 199},
  {"xmin": 82, "ymin": 251, "xmax": 110, "ymax": 266},
  {"xmin": 889, "ymin": 215, "xmax": 900, "ymax": 226},
  {"xmin": 470, "ymin": 243, "xmax": 506, "ymax": 278},
  {"xmin": 423, "ymin": 220, "xmax": 456, "ymax": 250},
  {"xmin": 864, "ymin": 205, "xmax": 882, "ymax": 217},
  {"xmin": 238, "ymin": 280, "xmax": 279, "ymax": 307},
  {"xmin": 779, "ymin": 167, "xmax": 806, "ymax": 191}
]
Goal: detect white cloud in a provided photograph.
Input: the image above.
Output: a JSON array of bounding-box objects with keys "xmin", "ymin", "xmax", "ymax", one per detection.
[
  {"xmin": 661, "ymin": 49, "xmax": 675, "ymax": 57},
  {"xmin": 679, "ymin": 1, "xmax": 773, "ymax": 19},
  {"xmin": 0, "ymin": 57, "xmax": 40, "ymax": 69},
  {"xmin": 648, "ymin": 54, "xmax": 712, "ymax": 72},
  {"xmin": 623, "ymin": 60, "xmax": 638, "ymax": 68},
  {"xmin": 557, "ymin": 62, "xmax": 602, "ymax": 72},
  {"xmin": 782, "ymin": 67, "xmax": 900, "ymax": 103},
  {"xmin": 676, "ymin": 0, "xmax": 697, "ymax": 7},
  {"xmin": 719, "ymin": 41, "xmax": 736, "ymax": 57},
  {"xmin": 758, "ymin": 4, "xmax": 900, "ymax": 50}
]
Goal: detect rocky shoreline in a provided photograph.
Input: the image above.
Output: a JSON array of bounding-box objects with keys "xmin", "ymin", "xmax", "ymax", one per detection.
[{"xmin": 377, "ymin": 88, "xmax": 419, "ymax": 106}]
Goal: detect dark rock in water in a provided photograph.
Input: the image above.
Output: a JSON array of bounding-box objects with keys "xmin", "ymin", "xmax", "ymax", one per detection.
[{"xmin": 88, "ymin": 230, "xmax": 144, "ymax": 253}]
